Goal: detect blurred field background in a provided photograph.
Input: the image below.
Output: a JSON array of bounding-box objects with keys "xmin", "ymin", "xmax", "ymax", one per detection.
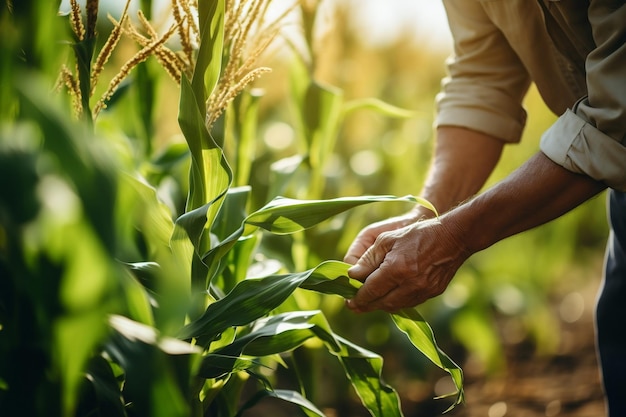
[{"xmin": 54, "ymin": 0, "xmax": 611, "ymax": 415}]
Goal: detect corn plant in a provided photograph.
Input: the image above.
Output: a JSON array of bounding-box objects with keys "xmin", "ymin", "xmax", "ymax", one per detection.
[{"xmin": 0, "ymin": 1, "xmax": 463, "ymax": 417}]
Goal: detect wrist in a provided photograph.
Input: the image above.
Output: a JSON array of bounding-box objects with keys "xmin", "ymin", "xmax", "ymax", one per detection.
[
  {"xmin": 440, "ymin": 199, "xmax": 491, "ymax": 256},
  {"xmin": 409, "ymin": 203, "xmax": 438, "ymax": 221}
]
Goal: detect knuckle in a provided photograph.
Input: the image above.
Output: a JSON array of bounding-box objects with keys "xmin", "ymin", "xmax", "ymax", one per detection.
[
  {"xmin": 374, "ymin": 231, "xmax": 394, "ymax": 247},
  {"xmin": 360, "ymin": 283, "xmax": 386, "ymax": 300},
  {"xmin": 380, "ymin": 300, "xmax": 398, "ymax": 312}
]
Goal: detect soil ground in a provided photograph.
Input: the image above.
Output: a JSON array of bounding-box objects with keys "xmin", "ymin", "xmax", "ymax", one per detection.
[
  {"xmin": 447, "ymin": 275, "xmax": 606, "ymax": 417},
  {"xmin": 452, "ymin": 317, "xmax": 605, "ymax": 417}
]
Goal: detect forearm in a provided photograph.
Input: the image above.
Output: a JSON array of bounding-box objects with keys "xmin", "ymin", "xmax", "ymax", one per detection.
[
  {"xmin": 447, "ymin": 152, "xmax": 606, "ymax": 253},
  {"xmin": 415, "ymin": 126, "xmax": 504, "ymax": 217}
]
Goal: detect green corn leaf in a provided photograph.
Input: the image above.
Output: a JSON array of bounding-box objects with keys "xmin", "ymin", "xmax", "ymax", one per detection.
[
  {"xmin": 119, "ymin": 174, "xmax": 193, "ymax": 332},
  {"xmin": 300, "ymin": 272, "xmax": 360, "ymax": 299},
  {"xmin": 18, "ymin": 75, "xmax": 118, "ymax": 251},
  {"xmin": 198, "ymin": 311, "xmax": 340, "ymax": 378},
  {"xmin": 298, "ymin": 261, "xmax": 460, "ymax": 414},
  {"xmin": 302, "ymin": 261, "xmax": 464, "ymax": 410},
  {"xmin": 177, "ymin": 271, "xmax": 312, "ymax": 346},
  {"xmin": 199, "ymin": 319, "xmax": 317, "ymax": 378},
  {"xmin": 245, "ymin": 311, "xmax": 341, "ymax": 355},
  {"xmin": 229, "ymin": 233, "xmax": 260, "ymax": 284},
  {"xmin": 106, "ymin": 316, "xmax": 202, "ymax": 417},
  {"xmin": 177, "ymin": 74, "xmax": 232, "ymax": 296},
  {"xmin": 198, "ymin": 354, "xmax": 263, "ymax": 379},
  {"xmin": 244, "ymin": 194, "xmax": 437, "ymax": 236},
  {"xmin": 303, "ymin": 81, "xmax": 343, "ymax": 170},
  {"xmin": 121, "ymin": 174, "xmax": 174, "ymax": 254},
  {"xmin": 203, "ymin": 186, "xmax": 252, "ymax": 288},
  {"xmin": 173, "ymin": 203, "xmax": 212, "ymax": 256},
  {"xmin": 210, "ymin": 186, "xmax": 250, "ymax": 246},
  {"xmin": 235, "ymin": 389, "xmax": 326, "ymax": 417},
  {"xmin": 120, "ymin": 263, "xmax": 156, "ymax": 326},
  {"xmin": 78, "ymin": 355, "xmax": 127, "ymax": 417},
  {"xmin": 268, "ymin": 154, "xmax": 305, "ymax": 199},
  {"xmin": 177, "ymin": 0, "xmax": 227, "ymax": 289},
  {"xmin": 207, "ymin": 308, "xmax": 402, "ymax": 417},
  {"xmin": 178, "ymin": 74, "xmax": 232, "ymax": 218},
  {"xmin": 392, "ymin": 310, "xmax": 464, "ymax": 410},
  {"xmin": 181, "ymin": 258, "xmax": 462, "ymax": 413},
  {"xmin": 135, "ymin": 61, "xmax": 157, "ymax": 156},
  {"xmin": 175, "ymin": 187, "xmax": 252, "ymax": 291},
  {"xmin": 301, "ymin": 261, "xmax": 464, "ymax": 408},
  {"xmin": 177, "ymin": 264, "xmax": 354, "ymax": 347},
  {"xmin": 334, "ymin": 335, "xmax": 403, "ymax": 417},
  {"xmin": 232, "ymin": 90, "xmax": 263, "ymax": 187},
  {"xmin": 209, "ymin": 236, "xmax": 258, "ymax": 299},
  {"xmin": 150, "ymin": 142, "xmax": 190, "ymax": 171},
  {"xmin": 9, "ymin": 77, "xmax": 121, "ymax": 417},
  {"xmin": 175, "ymin": 188, "xmax": 247, "ymax": 266},
  {"xmin": 192, "ymin": 0, "xmax": 224, "ymax": 107},
  {"xmin": 343, "ymin": 97, "xmax": 416, "ymax": 119}
]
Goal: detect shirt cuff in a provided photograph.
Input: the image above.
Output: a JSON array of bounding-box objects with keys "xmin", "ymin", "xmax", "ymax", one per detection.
[
  {"xmin": 435, "ymin": 105, "xmax": 526, "ymax": 144},
  {"xmin": 540, "ymin": 108, "xmax": 626, "ymax": 191}
]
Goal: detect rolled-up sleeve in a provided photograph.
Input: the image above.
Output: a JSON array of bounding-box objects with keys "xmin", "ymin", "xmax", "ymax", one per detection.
[
  {"xmin": 436, "ymin": 0, "xmax": 531, "ymax": 143},
  {"xmin": 540, "ymin": 1, "xmax": 626, "ymax": 191}
]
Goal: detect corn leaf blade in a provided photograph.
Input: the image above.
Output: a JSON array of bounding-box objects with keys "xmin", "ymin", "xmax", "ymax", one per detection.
[
  {"xmin": 235, "ymin": 389, "xmax": 326, "ymax": 417},
  {"xmin": 244, "ymin": 195, "xmax": 437, "ymax": 235},
  {"xmin": 193, "ymin": 0, "xmax": 224, "ymax": 106},
  {"xmin": 334, "ymin": 335, "xmax": 403, "ymax": 417},
  {"xmin": 392, "ymin": 310, "xmax": 464, "ymax": 410},
  {"xmin": 302, "ymin": 261, "xmax": 464, "ymax": 410},
  {"xmin": 177, "ymin": 272, "xmax": 311, "ymax": 346},
  {"xmin": 343, "ymin": 97, "xmax": 416, "ymax": 119}
]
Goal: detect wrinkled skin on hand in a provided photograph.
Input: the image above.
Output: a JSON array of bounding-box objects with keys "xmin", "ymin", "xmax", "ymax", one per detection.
[
  {"xmin": 344, "ymin": 217, "xmax": 470, "ymax": 313},
  {"xmin": 343, "ymin": 208, "xmax": 432, "ymax": 265}
]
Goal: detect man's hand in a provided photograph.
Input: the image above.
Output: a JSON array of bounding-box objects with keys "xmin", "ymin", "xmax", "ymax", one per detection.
[
  {"xmin": 342, "ymin": 127, "xmax": 505, "ymax": 313},
  {"xmin": 345, "ymin": 217, "xmax": 470, "ymax": 313},
  {"xmin": 343, "ymin": 207, "xmax": 433, "ymax": 266},
  {"xmin": 344, "ymin": 152, "xmax": 605, "ymax": 314}
]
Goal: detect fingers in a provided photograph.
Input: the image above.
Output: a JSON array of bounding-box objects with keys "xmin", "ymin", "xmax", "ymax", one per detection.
[
  {"xmin": 346, "ymin": 257, "xmax": 460, "ymax": 314},
  {"xmin": 346, "ymin": 267, "xmax": 430, "ymax": 314},
  {"xmin": 346, "ymin": 268, "xmax": 426, "ymax": 313},
  {"xmin": 345, "ymin": 268, "xmax": 395, "ymax": 313},
  {"xmin": 344, "ymin": 214, "xmax": 419, "ymax": 265},
  {"xmin": 344, "ymin": 217, "xmax": 469, "ymax": 314},
  {"xmin": 346, "ymin": 235, "xmax": 390, "ymax": 281},
  {"xmin": 343, "ymin": 238, "xmax": 370, "ymax": 265},
  {"xmin": 343, "ymin": 229, "xmax": 373, "ymax": 265}
]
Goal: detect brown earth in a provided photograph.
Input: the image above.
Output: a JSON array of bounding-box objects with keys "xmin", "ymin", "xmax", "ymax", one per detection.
[
  {"xmin": 452, "ymin": 319, "xmax": 605, "ymax": 417},
  {"xmin": 446, "ymin": 278, "xmax": 606, "ymax": 417}
]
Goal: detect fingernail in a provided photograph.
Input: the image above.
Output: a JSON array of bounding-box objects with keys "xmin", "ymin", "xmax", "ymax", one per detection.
[
  {"xmin": 344, "ymin": 255, "xmax": 357, "ymax": 265},
  {"xmin": 347, "ymin": 264, "xmax": 360, "ymax": 276},
  {"xmin": 346, "ymin": 299, "xmax": 361, "ymax": 313}
]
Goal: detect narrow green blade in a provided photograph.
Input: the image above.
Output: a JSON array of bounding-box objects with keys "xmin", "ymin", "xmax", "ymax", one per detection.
[{"xmin": 244, "ymin": 195, "xmax": 437, "ymax": 235}]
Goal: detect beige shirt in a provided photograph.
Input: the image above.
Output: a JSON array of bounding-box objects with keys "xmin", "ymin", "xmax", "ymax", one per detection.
[{"xmin": 435, "ymin": 0, "xmax": 626, "ymax": 191}]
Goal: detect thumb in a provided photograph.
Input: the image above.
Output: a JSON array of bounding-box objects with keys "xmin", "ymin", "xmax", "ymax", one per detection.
[
  {"xmin": 347, "ymin": 242, "xmax": 387, "ymax": 282},
  {"xmin": 344, "ymin": 234, "xmax": 375, "ymax": 265}
]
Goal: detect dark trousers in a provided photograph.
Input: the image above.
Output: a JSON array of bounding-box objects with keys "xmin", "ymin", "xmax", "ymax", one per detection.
[{"xmin": 596, "ymin": 190, "xmax": 626, "ymax": 417}]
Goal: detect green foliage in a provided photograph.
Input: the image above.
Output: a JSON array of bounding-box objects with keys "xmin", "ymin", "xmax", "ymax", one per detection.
[
  {"xmin": 0, "ymin": 76, "xmax": 120, "ymax": 417},
  {"xmin": 0, "ymin": 2, "xmax": 464, "ymax": 417}
]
